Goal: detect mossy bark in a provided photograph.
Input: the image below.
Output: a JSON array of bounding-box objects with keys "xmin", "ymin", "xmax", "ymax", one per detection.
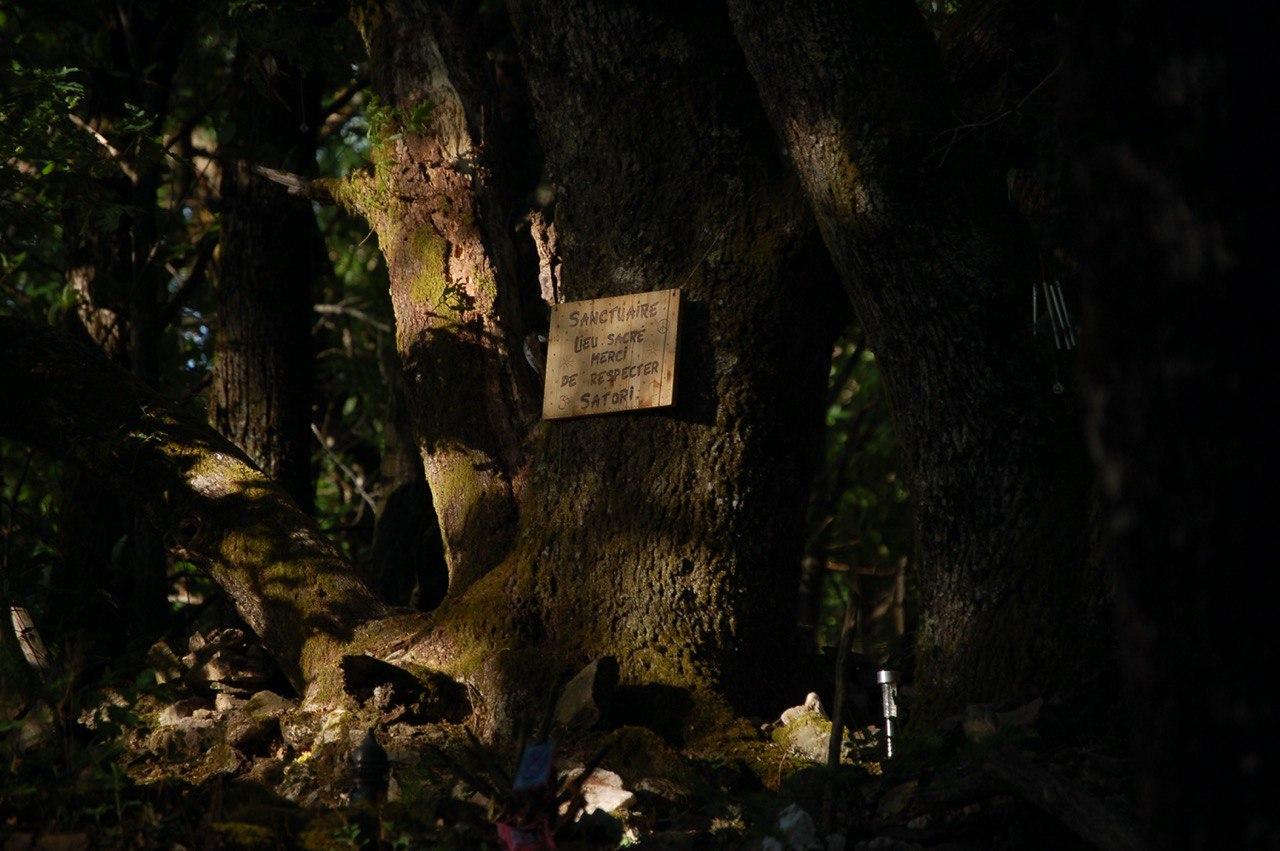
[
  {"xmin": 727, "ymin": 0, "xmax": 1105, "ymax": 720},
  {"xmin": 343, "ymin": 0, "xmax": 541, "ymax": 598}
]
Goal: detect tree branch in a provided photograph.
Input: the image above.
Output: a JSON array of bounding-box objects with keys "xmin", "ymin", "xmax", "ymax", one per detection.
[
  {"xmin": 161, "ymin": 230, "xmax": 218, "ymax": 327},
  {"xmin": 249, "ymin": 163, "xmax": 335, "ymax": 202},
  {"xmin": 66, "ymin": 113, "xmax": 139, "ymax": 183}
]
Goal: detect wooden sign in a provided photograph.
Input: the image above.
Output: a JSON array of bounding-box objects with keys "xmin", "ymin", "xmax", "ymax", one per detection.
[{"xmin": 542, "ymin": 288, "xmax": 680, "ymax": 419}]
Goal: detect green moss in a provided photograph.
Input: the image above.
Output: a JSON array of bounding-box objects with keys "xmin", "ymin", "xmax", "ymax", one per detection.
[
  {"xmin": 407, "ymin": 230, "xmax": 448, "ymax": 310},
  {"xmin": 473, "ymin": 270, "xmax": 495, "ymax": 300}
]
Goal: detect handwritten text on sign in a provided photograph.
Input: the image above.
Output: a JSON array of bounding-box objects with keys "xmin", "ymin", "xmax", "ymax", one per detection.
[{"xmin": 542, "ymin": 288, "xmax": 680, "ymax": 419}]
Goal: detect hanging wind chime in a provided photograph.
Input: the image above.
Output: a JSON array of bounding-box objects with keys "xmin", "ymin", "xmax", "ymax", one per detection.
[{"xmin": 1032, "ymin": 275, "xmax": 1077, "ymax": 394}]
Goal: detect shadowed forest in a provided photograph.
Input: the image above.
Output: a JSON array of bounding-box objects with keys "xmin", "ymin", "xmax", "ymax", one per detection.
[{"xmin": 0, "ymin": 1, "xmax": 1272, "ymax": 849}]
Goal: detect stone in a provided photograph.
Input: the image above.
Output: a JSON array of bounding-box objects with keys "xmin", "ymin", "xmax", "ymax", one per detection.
[
  {"xmin": 245, "ymin": 756, "xmax": 285, "ymax": 787},
  {"xmin": 227, "ymin": 709, "xmax": 282, "ymax": 758},
  {"xmin": 315, "ymin": 709, "xmax": 353, "ymax": 747},
  {"xmin": 634, "ymin": 776, "xmax": 691, "ymax": 805},
  {"xmin": 15, "ymin": 701, "xmax": 54, "ymax": 752},
  {"xmin": 962, "ymin": 704, "xmax": 998, "ymax": 743},
  {"xmin": 280, "ymin": 709, "xmax": 321, "ymax": 752},
  {"xmin": 339, "ymin": 655, "xmax": 471, "ymax": 723},
  {"xmin": 553, "ymin": 656, "xmax": 619, "ymax": 730},
  {"xmin": 854, "ymin": 839, "xmax": 924, "ymax": 851},
  {"xmin": 776, "ymin": 803, "xmax": 818, "ymax": 850},
  {"xmin": 576, "ymin": 809, "xmax": 624, "ymax": 845},
  {"xmin": 149, "ymin": 715, "xmax": 218, "ymax": 757},
  {"xmin": 561, "ymin": 767, "xmax": 635, "ymax": 815},
  {"xmin": 146, "ymin": 639, "xmax": 185, "ymax": 684},
  {"xmin": 188, "ymin": 649, "xmax": 271, "ymax": 690},
  {"xmin": 178, "ymin": 628, "xmax": 278, "ymax": 696},
  {"xmin": 76, "ymin": 688, "xmax": 128, "ymax": 730},
  {"xmin": 215, "ymin": 693, "xmax": 246, "ymax": 712},
  {"xmin": 242, "ymin": 690, "xmax": 295, "ymax": 718},
  {"xmin": 996, "ymin": 697, "xmax": 1043, "ymax": 729},
  {"xmin": 158, "ymin": 697, "xmax": 213, "ymax": 727},
  {"xmin": 877, "ymin": 780, "xmax": 918, "ymax": 818},
  {"xmin": 780, "ymin": 692, "xmax": 827, "ymax": 726},
  {"xmin": 772, "ymin": 709, "xmax": 848, "ymax": 764}
]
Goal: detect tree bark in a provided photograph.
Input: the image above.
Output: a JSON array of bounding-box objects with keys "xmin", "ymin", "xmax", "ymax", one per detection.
[
  {"xmin": 367, "ymin": 0, "xmax": 846, "ymax": 711},
  {"xmin": 342, "ymin": 0, "xmax": 541, "ymax": 597},
  {"xmin": 1065, "ymin": 1, "xmax": 1276, "ymax": 844},
  {"xmin": 211, "ymin": 58, "xmax": 322, "ymax": 511},
  {"xmin": 726, "ymin": 0, "xmax": 1103, "ymax": 719},
  {"xmin": 309, "ymin": 0, "xmax": 848, "ymax": 715}
]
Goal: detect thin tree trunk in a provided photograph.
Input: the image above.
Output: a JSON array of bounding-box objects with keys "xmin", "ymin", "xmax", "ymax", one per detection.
[
  {"xmin": 211, "ymin": 59, "xmax": 321, "ymax": 511},
  {"xmin": 727, "ymin": 0, "xmax": 1104, "ymax": 720},
  {"xmin": 342, "ymin": 0, "xmax": 542, "ymax": 598}
]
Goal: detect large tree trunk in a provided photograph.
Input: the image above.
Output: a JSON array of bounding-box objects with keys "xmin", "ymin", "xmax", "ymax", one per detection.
[
  {"xmin": 726, "ymin": 0, "xmax": 1104, "ymax": 720},
  {"xmin": 330, "ymin": 0, "xmax": 848, "ymax": 712},
  {"xmin": 211, "ymin": 59, "xmax": 322, "ymax": 511},
  {"xmin": 1065, "ymin": 2, "xmax": 1276, "ymax": 844}
]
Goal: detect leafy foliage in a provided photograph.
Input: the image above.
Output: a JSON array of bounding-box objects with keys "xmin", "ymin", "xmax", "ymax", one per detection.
[{"xmin": 808, "ymin": 328, "xmax": 915, "ymax": 658}]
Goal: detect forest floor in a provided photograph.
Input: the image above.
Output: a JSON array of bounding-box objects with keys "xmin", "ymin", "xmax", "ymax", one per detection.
[{"xmin": 1, "ymin": 627, "xmax": 1138, "ymax": 850}]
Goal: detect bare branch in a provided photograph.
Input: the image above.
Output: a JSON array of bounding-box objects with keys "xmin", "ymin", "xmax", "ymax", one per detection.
[
  {"xmin": 314, "ymin": 302, "xmax": 392, "ymax": 334},
  {"xmin": 66, "ymin": 113, "xmax": 139, "ymax": 183},
  {"xmin": 250, "ymin": 163, "xmax": 333, "ymax": 202}
]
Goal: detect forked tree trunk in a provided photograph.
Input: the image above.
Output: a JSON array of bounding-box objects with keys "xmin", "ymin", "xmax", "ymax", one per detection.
[
  {"xmin": 337, "ymin": 0, "xmax": 847, "ymax": 710},
  {"xmin": 727, "ymin": 0, "xmax": 1104, "ymax": 719},
  {"xmin": 211, "ymin": 60, "xmax": 322, "ymax": 511}
]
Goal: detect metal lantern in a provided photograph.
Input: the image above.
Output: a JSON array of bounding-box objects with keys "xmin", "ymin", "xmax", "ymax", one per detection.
[{"xmin": 877, "ymin": 670, "xmax": 900, "ymax": 760}]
